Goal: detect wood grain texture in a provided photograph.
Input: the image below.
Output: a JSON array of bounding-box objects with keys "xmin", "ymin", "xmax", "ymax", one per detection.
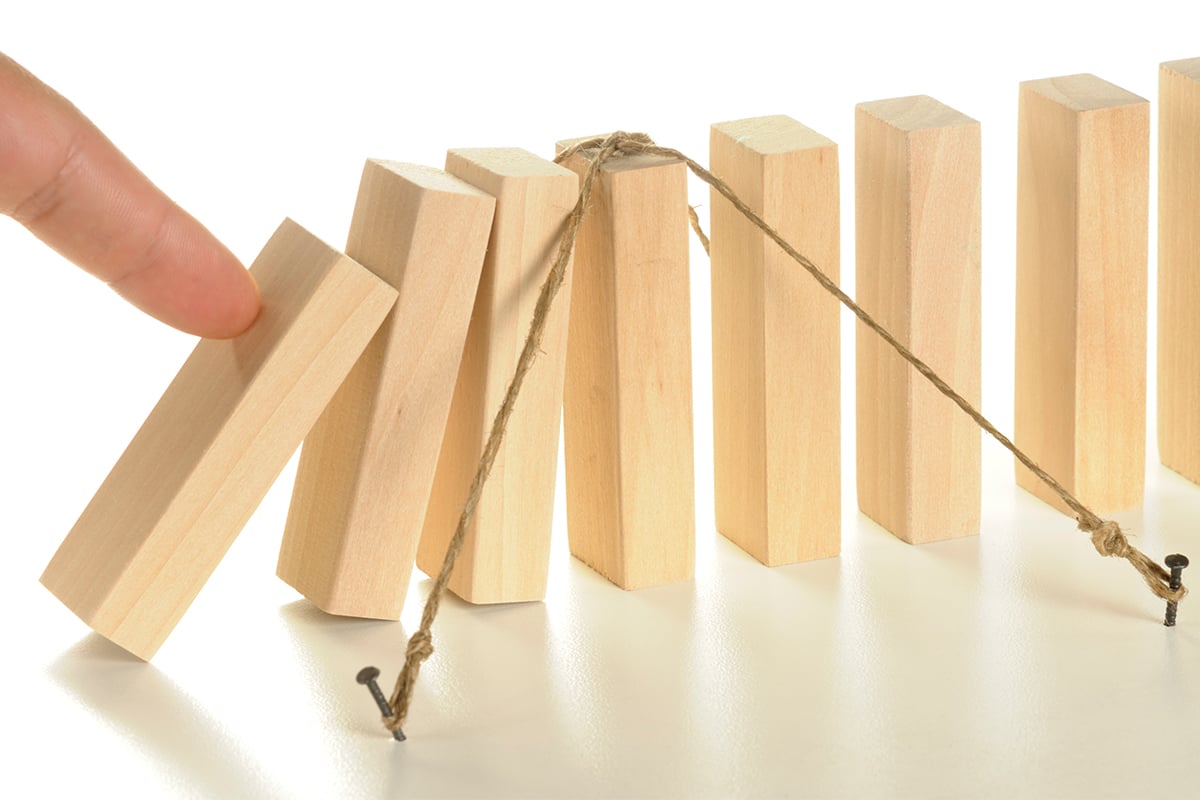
[
  {"xmin": 710, "ymin": 115, "xmax": 840, "ymax": 565},
  {"xmin": 277, "ymin": 161, "xmax": 494, "ymax": 619},
  {"xmin": 40, "ymin": 219, "xmax": 398, "ymax": 659},
  {"xmin": 855, "ymin": 96, "xmax": 981, "ymax": 544},
  {"xmin": 415, "ymin": 148, "xmax": 578, "ymax": 603},
  {"xmin": 558, "ymin": 136, "xmax": 695, "ymax": 590},
  {"xmin": 1015, "ymin": 75, "xmax": 1149, "ymax": 514},
  {"xmin": 1158, "ymin": 58, "xmax": 1200, "ymax": 483}
]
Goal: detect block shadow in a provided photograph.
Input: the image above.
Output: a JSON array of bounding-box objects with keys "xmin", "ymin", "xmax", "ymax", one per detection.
[{"xmin": 47, "ymin": 634, "xmax": 284, "ymax": 798}]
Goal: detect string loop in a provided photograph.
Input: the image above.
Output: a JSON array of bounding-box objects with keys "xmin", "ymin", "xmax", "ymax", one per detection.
[{"xmin": 382, "ymin": 132, "xmax": 1186, "ymax": 736}]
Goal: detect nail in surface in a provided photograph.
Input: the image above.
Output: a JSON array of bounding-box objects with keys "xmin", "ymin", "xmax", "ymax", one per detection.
[
  {"xmin": 1164, "ymin": 554, "xmax": 1189, "ymax": 627},
  {"xmin": 356, "ymin": 666, "xmax": 406, "ymax": 741}
]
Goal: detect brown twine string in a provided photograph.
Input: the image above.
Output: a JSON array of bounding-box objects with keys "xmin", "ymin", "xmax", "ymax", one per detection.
[
  {"xmin": 381, "ymin": 131, "xmax": 1186, "ymax": 736},
  {"xmin": 687, "ymin": 204, "xmax": 710, "ymax": 255},
  {"xmin": 382, "ymin": 132, "xmax": 633, "ymax": 732}
]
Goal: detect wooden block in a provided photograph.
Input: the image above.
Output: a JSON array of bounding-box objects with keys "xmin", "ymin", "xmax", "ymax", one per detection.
[
  {"xmin": 557, "ymin": 135, "xmax": 695, "ymax": 590},
  {"xmin": 415, "ymin": 148, "xmax": 578, "ymax": 604},
  {"xmin": 277, "ymin": 161, "xmax": 495, "ymax": 619},
  {"xmin": 709, "ymin": 115, "xmax": 840, "ymax": 565},
  {"xmin": 40, "ymin": 219, "xmax": 398, "ymax": 660},
  {"xmin": 1015, "ymin": 75, "xmax": 1149, "ymax": 514},
  {"xmin": 1158, "ymin": 58, "xmax": 1200, "ymax": 483},
  {"xmin": 855, "ymin": 96, "xmax": 981, "ymax": 544}
]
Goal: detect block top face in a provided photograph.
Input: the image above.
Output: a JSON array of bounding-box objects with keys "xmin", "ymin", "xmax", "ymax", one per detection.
[
  {"xmin": 712, "ymin": 115, "xmax": 835, "ymax": 154},
  {"xmin": 1163, "ymin": 57, "xmax": 1200, "ymax": 80},
  {"xmin": 447, "ymin": 147, "xmax": 575, "ymax": 179},
  {"xmin": 555, "ymin": 134, "xmax": 682, "ymax": 174},
  {"xmin": 856, "ymin": 95, "xmax": 978, "ymax": 131},
  {"xmin": 1020, "ymin": 74, "xmax": 1147, "ymax": 111},
  {"xmin": 366, "ymin": 159, "xmax": 493, "ymax": 199}
]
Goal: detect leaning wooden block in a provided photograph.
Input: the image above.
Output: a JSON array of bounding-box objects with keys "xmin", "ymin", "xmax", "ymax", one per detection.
[
  {"xmin": 557, "ymin": 135, "xmax": 695, "ymax": 590},
  {"xmin": 40, "ymin": 219, "xmax": 398, "ymax": 660},
  {"xmin": 856, "ymin": 96, "xmax": 981, "ymax": 544},
  {"xmin": 277, "ymin": 160, "xmax": 494, "ymax": 620},
  {"xmin": 710, "ymin": 115, "xmax": 840, "ymax": 565},
  {"xmin": 415, "ymin": 148, "xmax": 578, "ymax": 604},
  {"xmin": 1015, "ymin": 75, "xmax": 1149, "ymax": 514},
  {"xmin": 1158, "ymin": 58, "xmax": 1200, "ymax": 484}
]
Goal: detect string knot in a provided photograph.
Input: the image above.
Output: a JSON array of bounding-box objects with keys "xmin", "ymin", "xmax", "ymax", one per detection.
[
  {"xmin": 1085, "ymin": 519, "xmax": 1131, "ymax": 558},
  {"xmin": 406, "ymin": 630, "xmax": 434, "ymax": 661}
]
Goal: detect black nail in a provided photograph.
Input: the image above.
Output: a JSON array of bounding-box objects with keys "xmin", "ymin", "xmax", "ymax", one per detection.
[
  {"xmin": 1164, "ymin": 554, "xmax": 1189, "ymax": 627},
  {"xmin": 356, "ymin": 666, "xmax": 406, "ymax": 741}
]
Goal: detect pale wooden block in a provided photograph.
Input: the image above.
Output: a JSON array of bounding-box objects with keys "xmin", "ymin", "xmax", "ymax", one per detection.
[
  {"xmin": 40, "ymin": 219, "xmax": 398, "ymax": 660},
  {"xmin": 855, "ymin": 96, "xmax": 982, "ymax": 544},
  {"xmin": 1158, "ymin": 58, "xmax": 1200, "ymax": 483},
  {"xmin": 1015, "ymin": 75, "xmax": 1149, "ymax": 514},
  {"xmin": 277, "ymin": 161, "xmax": 495, "ymax": 619},
  {"xmin": 415, "ymin": 148, "xmax": 578, "ymax": 604},
  {"xmin": 557, "ymin": 135, "xmax": 695, "ymax": 590},
  {"xmin": 709, "ymin": 115, "xmax": 840, "ymax": 565}
]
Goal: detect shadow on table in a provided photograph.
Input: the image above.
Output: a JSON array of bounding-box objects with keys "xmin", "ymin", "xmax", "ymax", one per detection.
[
  {"xmin": 275, "ymin": 586, "xmax": 556, "ymax": 738},
  {"xmin": 47, "ymin": 634, "xmax": 284, "ymax": 798},
  {"xmin": 277, "ymin": 586, "xmax": 587, "ymax": 798},
  {"xmin": 275, "ymin": 598, "xmax": 410, "ymax": 738}
]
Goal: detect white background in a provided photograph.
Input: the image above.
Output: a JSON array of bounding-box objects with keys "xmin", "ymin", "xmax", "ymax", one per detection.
[{"xmin": 3, "ymin": 2, "xmax": 1200, "ymax": 798}]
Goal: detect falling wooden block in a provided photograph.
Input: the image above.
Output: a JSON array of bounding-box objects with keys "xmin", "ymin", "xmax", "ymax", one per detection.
[
  {"xmin": 277, "ymin": 161, "xmax": 495, "ymax": 619},
  {"xmin": 557, "ymin": 135, "xmax": 695, "ymax": 590},
  {"xmin": 415, "ymin": 148, "xmax": 578, "ymax": 604},
  {"xmin": 1158, "ymin": 58, "xmax": 1200, "ymax": 484},
  {"xmin": 40, "ymin": 219, "xmax": 398, "ymax": 660},
  {"xmin": 855, "ymin": 96, "xmax": 981, "ymax": 544},
  {"xmin": 709, "ymin": 115, "xmax": 840, "ymax": 565},
  {"xmin": 1015, "ymin": 75, "xmax": 1149, "ymax": 514}
]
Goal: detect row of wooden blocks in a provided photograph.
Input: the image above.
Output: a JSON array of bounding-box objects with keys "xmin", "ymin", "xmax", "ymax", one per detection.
[{"xmin": 40, "ymin": 62, "xmax": 1200, "ymax": 660}]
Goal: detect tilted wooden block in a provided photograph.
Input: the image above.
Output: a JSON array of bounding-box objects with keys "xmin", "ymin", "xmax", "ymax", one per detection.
[
  {"xmin": 1015, "ymin": 75, "xmax": 1149, "ymax": 514},
  {"xmin": 1158, "ymin": 58, "xmax": 1200, "ymax": 484},
  {"xmin": 710, "ymin": 115, "xmax": 841, "ymax": 566},
  {"xmin": 855, "ymin": 96, "xmax": 981, "ymax": 544},
  {"xmin": 277, "ymin": 160, "xmax": 495, "ymax": 620},
  {"xmin": 40, "ymin": 219, "xmax": 398, "ymax": 659},
  {"xmin": 416, "ymin": 148, "xmax": 578, "ymax": 604},
  {"xmin": 558, "ymin": 135, "xmax": 695, "ymax": 590}
]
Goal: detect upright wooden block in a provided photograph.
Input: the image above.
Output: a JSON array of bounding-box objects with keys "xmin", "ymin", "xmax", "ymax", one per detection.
[
  {"xmin": 1015, "ymin": 75, "xmax": 1149, "ymax": 514},
  {"xmin": 1158, "ymin": 58, "xmax": 1200, "ymax": 483},
  {"xmin": 277, "ymin": 161, "xmax": 494, "ymax": 619},
  {"xmin": 709, "ymin": 115, "xmax": 840, "ymax": 565},
  {"xmin": 415, "ymin": 148, "xmax": 578, "ymax": 603},
  {"xmin": 557, "ymin": 136, "xmax": 695, "ymax": 590},
  {"xmin": 855, "ymin": 96, "xmax": 981, "ymax": 544},
  {"xmin": 40, "ymin": 220, "xmax": 398, "ymax": 659}
]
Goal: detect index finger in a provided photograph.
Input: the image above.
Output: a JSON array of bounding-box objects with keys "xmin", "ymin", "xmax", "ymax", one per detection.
[{"xmin": 0, "ymin": 53, "xmax": 259, "ymax": 338}]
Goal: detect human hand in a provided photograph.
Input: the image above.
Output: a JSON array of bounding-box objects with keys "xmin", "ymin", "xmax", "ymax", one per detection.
[{"xmin": 0, "ymin": 52, "xmax": 259, "ymax": 338}]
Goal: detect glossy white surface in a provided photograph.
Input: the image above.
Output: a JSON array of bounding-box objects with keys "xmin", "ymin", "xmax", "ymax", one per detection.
[{"xmin": 2, "ymin": 3, "xmax": 1198, "ymax": 798}]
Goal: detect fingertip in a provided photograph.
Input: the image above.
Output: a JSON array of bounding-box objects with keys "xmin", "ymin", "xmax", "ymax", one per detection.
[
  {"xmin": 198, "ymin": 254, "xmax": 261, "ymax": 339},
  {"xmin": 109, "ymin": 211, "xmax": 262, "ymax": 339}
]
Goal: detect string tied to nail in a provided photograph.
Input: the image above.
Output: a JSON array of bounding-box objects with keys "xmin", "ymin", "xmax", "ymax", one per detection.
[
  {"xmin": 383, "ymin": 629, "xmax": 434, "ymax": 734},
  {"xmin": 1076, "ymin": 515, "xmax": 1186, "ymax": 604}
]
